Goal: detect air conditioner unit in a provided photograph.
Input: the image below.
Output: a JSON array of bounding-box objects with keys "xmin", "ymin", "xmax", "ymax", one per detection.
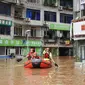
[
  {"xmin": 25, "ymin": 18, "xmax": 31, "ymax": 22},
  {"xmin": 58, "ymin": 6, "xmax": 63, "ymax": 11}
]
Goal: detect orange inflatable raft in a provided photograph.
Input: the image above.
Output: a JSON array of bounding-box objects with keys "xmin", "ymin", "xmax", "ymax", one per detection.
[{"xmin": 24, "ymin": 58, "xmax": 52, "ymax": 68}]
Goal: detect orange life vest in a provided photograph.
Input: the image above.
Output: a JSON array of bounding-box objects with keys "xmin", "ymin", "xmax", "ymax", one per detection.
[{"xmin": 44, "ymin": 53, "xmax": 50, "ymax": 58}]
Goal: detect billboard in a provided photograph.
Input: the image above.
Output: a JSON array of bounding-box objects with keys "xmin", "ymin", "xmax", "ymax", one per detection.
[
  {"xmin": 73, "ymin": 21, "xmax": 85, "ymax": 40},
  {"xmin": 81, "ymin": 0, "xmax": 85, "ymax": 4}
]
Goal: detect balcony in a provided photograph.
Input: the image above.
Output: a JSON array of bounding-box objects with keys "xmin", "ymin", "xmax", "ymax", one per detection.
[
  {"xmin": 14, "ymin": 6, "xmax": 24, "ymax": 20},
  {"xmin": 60, "ymin": 0, "xmax": 73, "ymax": 11},
  {"xmin": 63, "ymin": 6, "xmax": 73, "ymax": 11},
  {"xmin": 25, "ymin": 0, "xmax": 41, "ymax": 7},
  {"xmin": 14, "ymin": 34, "xmax": 42, "ymax": 41},
  {"xmin": 0, "ymin": 0, "xmax": 16, "ymax": 4},
  {"xmin": 43, "ymin": 0, "xmax": 58, "ymax": 7}
]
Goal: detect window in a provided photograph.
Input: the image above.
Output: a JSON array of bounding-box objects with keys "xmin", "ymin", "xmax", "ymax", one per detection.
[
  {"xmin": 27, "ymin": 0, "xmax": 40, "ymax": 3},
  {"xmin": 44, "ymin": 11, "xmax": 56, "ymax": 22},
  {"xmin": 14, "ymin": 27, "xmax": 22, "ymax": 36},
  {"xmin": 81, "ymin": 9, "xmax": 85, "ymax": 17},
  {"xmin": 60, "ymin": 0, "xmax": 73, "ymax": 8},
  {"xmin": 14, "ymin": 8, "xmax": 23, "ymax": 18},
  {"xmin": 62, "ymin": 31, "xmax": 70, "ymax": 39},
  {"xmin": 0, "ymin": 3, "xmax": 11, "ymax": 16},
  {"xmin": 26, "ymin": 9, "xmax": 40, "ymax": 20},
  {"xmin": 31, "ymin": 29, "xmax": 36, "ymax": 37},
  {"xmin": 47, "ymin": 30, "xmax": 56, "ymax": 39},
  {"xmin": 44, "ymin": 0, "xmax": 56, "ymax": 6},
  {"xmin": 60, "ymin": 13, "xmax": 73, "ymax": 23},
  {"xmin": 0, "ymin": 26, "xmax": 10, "ymax": 35}
]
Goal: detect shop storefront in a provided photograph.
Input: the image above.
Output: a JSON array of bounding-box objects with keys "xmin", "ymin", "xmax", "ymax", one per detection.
[
  {"xmin": 71, "ymin": 20, "xmax": 85, "ymax": 62},
  {"xmin": 0, "ymin": 39, "xmax": 42, "ymax": 57},
  {"xmin": 50, "ymin": 23, "xmax": 70, "ymax": 31},
  {"xmin": 49, "ymin": 23, "xmax": 73, "ymax": 56}
]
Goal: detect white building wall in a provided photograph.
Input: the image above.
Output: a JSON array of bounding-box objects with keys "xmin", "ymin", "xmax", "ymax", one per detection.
[
  {"xmin": 0, "ymin": 0, "xmax": 73, "ymax": 39},
  {"xmin": 73, "ymin": 0, "xmax": 80, "ymax": 12},
  {"xmin": 11, "ymin": 5, "xmax": 15, "ymax": 39},
  {"xmin": 36, "ymin": 29, "xmax": 41, "ymax": 37},
  {"xmin": 0, "ymin": 4, "xmax": 14, "ymax": 39}
]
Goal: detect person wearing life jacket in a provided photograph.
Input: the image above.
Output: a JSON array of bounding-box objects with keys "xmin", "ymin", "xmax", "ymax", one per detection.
[
  {"xmin": 43, "ymin": 48, "xmax": 58, "ymax": 67},
  {"xmin": 26, "ymin": 48, "xmax": 35, "ymax": 60},
  {"xmin": 32, "ymin": 52, "xmax": 40, "ymax": 59}
]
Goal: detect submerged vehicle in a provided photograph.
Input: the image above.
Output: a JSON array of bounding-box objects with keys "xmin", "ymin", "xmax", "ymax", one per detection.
[{"xmin": 24, "ymin": 58, "xmax": 52, "ymax": 68}]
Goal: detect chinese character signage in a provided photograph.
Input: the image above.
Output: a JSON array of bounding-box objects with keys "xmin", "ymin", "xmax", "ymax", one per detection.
[
  {"xmin": 0, "ymin": 39, "xmax": 42, "ymax": 47},
  {"xmin": 0, "ymin": 19, "xmax": 12, "ymax": 26}
]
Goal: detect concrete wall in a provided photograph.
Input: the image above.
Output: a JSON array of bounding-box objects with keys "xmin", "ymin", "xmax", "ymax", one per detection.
[{"xmin": 0, "ymin": 0, "xmax": 73, "ymax": 39}]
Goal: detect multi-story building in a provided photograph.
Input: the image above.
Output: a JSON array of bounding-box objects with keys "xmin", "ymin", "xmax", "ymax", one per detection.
[
  {"xmin": 71, "ymin": 0, "xmax": 85, "ymax": 62},
  {"xmin": 0, "ymin": 0, "xmax": 73, "ymax": 57}
]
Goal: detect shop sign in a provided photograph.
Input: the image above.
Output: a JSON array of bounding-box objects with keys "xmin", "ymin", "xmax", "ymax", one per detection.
[
  {"xmin": 0, "ymin": 19, "xmax": 12, "ymax": 26},
  {"xmin": 50, "ymin": 23, "xmax": 70, "ymax": 31},
  {"xmin": 0, "ymin": 39, "xmax": 22, "ymax": 46},
  {"xmin": 73, "ymin": 21, "xmax": 85, "ymax": 40},
  {"xmin": 27, "ymin": 40, "xmax": 42, "ymax": 47},
  {"xmin": 0, "ymin": 39, "xmax": 42, "ymax": 47},
  {"xmin": 81, "ymin": 0, "xmax": 85, "ymax": 4}
]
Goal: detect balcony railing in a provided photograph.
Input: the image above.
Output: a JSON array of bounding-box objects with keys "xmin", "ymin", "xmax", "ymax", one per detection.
[
  {"xmin": 43, "ymin": 0, "xmax": 57, "ymax": 7},
  {"xmin": 14, "ymin": 35, "xmax": 42, "ymax": 40},
  {"xmin": 1, "ymin": 0, "xmax": 16, "ymax": 4}
]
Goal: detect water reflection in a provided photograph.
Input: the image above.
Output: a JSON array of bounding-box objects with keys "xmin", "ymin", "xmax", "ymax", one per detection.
[
  {"xmin": 0, "ymin": 57, "xmax": 85, "ymax": 85},
  {"xmin": 24, "ymin": 68, "xmax": 51, "ymax": 76}
]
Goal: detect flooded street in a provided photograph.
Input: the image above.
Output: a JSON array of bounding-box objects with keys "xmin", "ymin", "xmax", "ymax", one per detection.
[{"xmin": 0, "ymin": 56, "xmax": 85, "ymax": 85}]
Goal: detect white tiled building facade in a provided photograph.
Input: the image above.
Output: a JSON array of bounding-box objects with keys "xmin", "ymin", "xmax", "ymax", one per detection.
[{"xmin": 0, "ymin": 0, "xmax": 73, "ymax": 57}]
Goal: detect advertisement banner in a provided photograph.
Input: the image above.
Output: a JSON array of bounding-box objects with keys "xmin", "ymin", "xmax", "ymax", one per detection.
[
  {"xmin": 50, "ymin": 23, "xmax": 70, "ymax": 31},
  {"xmin": 0, "ymin": 39, "xmax": 42, "ymax": 47},
  {"xmin": 81, "ymin": 0, "xmax": 85, "ymax": 4},
  {"xmin": 73, "ymin": 21, "xmax": 85, "ymax": 40}
]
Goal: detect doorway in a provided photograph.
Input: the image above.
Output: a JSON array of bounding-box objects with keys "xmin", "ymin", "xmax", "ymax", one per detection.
[{"xmin": 59, "ymin": 47, "xmax": 73, "ymax": 56}]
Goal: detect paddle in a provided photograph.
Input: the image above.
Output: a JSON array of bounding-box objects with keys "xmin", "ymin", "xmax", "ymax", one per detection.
[
  {"xmin": 16, "ymin": 55, "xmax": 28, "ymax": 62},
  {"xmin": 50, "ymin": 58, "xmax": 58, "ymax": 67},
  {"xmin": 54, "ymin": 63, "xmax": 58, "ymax": 67},
  {"xmin": 16, "ymin": 58, "xmax": 22, "ymax": 62}
]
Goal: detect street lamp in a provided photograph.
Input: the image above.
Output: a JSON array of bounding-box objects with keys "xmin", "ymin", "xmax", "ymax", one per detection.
[{"xmin": 25, "ymin": 30, "xmax": 31, "ymax": 51}]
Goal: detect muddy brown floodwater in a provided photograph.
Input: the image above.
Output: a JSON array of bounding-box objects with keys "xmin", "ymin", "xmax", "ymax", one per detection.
[{"xmin": 0, "ymin": 56, "xmax": 85, "ymax": 85}]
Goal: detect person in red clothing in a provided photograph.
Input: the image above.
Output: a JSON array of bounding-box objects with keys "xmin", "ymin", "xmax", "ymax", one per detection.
[
  {"xmin": 32, "ymin": 52, "xmax": 40, "ymax": 59},
  {"xmin": 26, "ymin": 48, "xmax": 35, "ymax": 60},
  {"xmin": 43, "ymin": 48, "xmax": 52, "ymax": 59},
  {"xmin": 43, "ymin": 48, "xmax": 58, "ymax": 67}
]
